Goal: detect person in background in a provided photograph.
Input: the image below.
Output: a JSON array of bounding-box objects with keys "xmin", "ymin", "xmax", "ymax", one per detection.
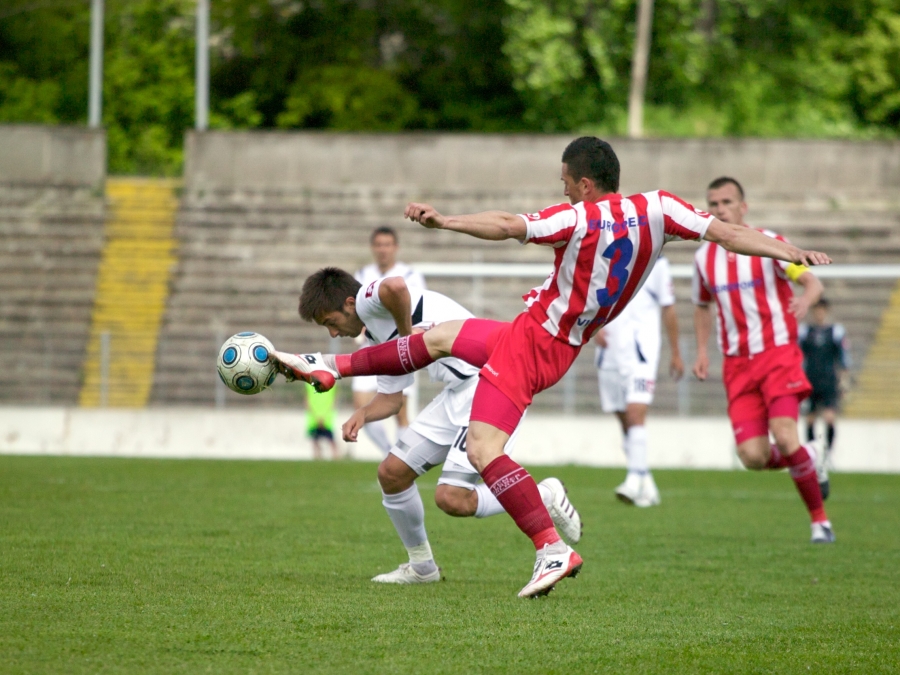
[
  {"xmin": 799, "ymin": 297, "xmax": 851, "ymax": 477},
  {"xmin": 353, "ymin": 227, "xmax": 426, "ymax": 455},
  {"xmin": 306, "ymin": 382, "xmax": 340, "ymax": 460},
  {"xmin": 595, "ymin": 256, "xmax": 683, "ymax": 507}
]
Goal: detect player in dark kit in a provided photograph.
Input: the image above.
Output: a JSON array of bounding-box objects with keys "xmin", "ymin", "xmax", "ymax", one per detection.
[{"xmin": 798, "ymin": 298, "xmax": 850, "ymax": 478}]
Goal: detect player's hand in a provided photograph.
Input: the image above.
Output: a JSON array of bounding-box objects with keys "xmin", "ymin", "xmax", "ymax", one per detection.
[
  {"xmin": 788, "ymin": 295, "xmax": 811, "ymax": 320},
  {"xmin": 692, "ymin": 353, "xmax": 709, "ymax": 381},
  {"xmin": 341, "ymin": 410, "xmax": 367, "ymax": 443},
  {"xmin": 670, "ymin": 353, "xmax": 685, "ymax": 380},
  {"xmin": 405, "ymin": 202, "xmax": 446, "ymax": 229},
  {"xmin": 796, "ymin": 250, "xmax": 831, "ymax": 266},
  {"xmin": 593, "ymin": 329, "xmax": 608, "ymax": 348}
]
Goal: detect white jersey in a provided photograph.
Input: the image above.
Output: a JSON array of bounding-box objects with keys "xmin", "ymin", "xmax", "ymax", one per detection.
[
  {"xmin": 355, "ymin": 277, "xmax": 479, "ymax": 395},
  {"xmin": 596, "ymin": 257, "xmax": 675, "ymax": 371},
  {"xmin": 354, "ymin": 261, "xmax": 426, "ymax": 292}
]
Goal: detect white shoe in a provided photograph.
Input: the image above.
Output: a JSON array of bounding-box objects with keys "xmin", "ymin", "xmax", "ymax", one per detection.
[
  {"xmin": 634, "ymin": 473, "xmax": 661, "ymax": 508},
  {"xmin": 539, "ymin": 477, "xmax": 582, "ymax": 544},
  {"xmin": 811, "ymin": 521, "xmax": 836, "ymax": 544},
  {"xmin": 270, "ymin": 351, "xmax": 339, "ymax": 392},
  {"xmin": 371, "ymin": 563, "xmax": 442, "ymax": 584},
  {"xmin": 614, "ymin": 472, "xmax": 643, "ymax": 505},
  {"xmin": 517, "ymin": 541, "xmax": 583, "ymax": 598}
]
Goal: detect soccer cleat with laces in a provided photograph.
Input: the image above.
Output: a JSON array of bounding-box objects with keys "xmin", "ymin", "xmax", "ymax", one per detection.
[
  {"xmin": 810, "ymin": 521, "xmax": 836, "ymax": 544},
  {"xmin": 371, "ymin": 563, "xmax": 442, "ymax": 584},
  {"xmin": 517, "ymin": 541, "xmax": 583, "ymax": 598},
  {"xmin": 269, "ymin": 350, "xmax": 339, "ymax": 392},
  {"xmin": 539, "ymin": 477, "xmax": 582, "ymax": 544}
]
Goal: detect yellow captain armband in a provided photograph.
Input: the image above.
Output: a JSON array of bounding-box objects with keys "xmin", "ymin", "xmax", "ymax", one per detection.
[{"xmin": 785, "ymin": 263, "xmax": 810, "ymax": 282}]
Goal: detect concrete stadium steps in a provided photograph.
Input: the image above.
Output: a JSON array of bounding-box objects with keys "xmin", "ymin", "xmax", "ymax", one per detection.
[
  {"xmin": 845, "ymin": 282, "xmax": 900, "ymax": 418},
  {"xmin": 0, "ymin": 185, "xmax": 105, "ymax": 404},
  {"xmin": 79, "ymin": 179, "xmax": 178, "ymax": 408}
]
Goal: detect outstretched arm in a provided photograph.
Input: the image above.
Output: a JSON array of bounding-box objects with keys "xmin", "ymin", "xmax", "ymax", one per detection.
[
  {"xmin": 704, "ymin": 219, "xmax": 831, "ymax": 266},
  {"xmin": 405, "ymin": 202, "xmax": 527, "ymax": 242}
]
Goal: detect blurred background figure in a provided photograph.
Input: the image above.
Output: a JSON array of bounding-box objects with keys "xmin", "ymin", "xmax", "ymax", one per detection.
[
  {"xmin": 352, "ymin": 227, "xmax": 425, "ymax": 456},
  {"xmin": 306, "ymin": 382, "xmax": 340, "ymax": 460},
  {"xmin": 594, "ymin": 256, "xmax": 683, "ymax": 508},
  {"xmin": 799, "ymin": 298, "xmax": 851, "ymax": 468}
]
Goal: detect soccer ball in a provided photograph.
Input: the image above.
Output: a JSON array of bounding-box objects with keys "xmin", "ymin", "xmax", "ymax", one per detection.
[{"xmin": 216, "ymin": 332, "xmax": 279, "ymax": 395}]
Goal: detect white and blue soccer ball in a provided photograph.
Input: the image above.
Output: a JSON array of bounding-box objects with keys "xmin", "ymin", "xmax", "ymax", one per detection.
[{"xmin": 216, "ymin": 332, "xmax": 278, "ymax": 395}]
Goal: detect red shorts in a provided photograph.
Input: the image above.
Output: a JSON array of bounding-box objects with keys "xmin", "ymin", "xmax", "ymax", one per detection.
[
  {"xmin": 454, "ymin": 313, "xmax": 581, "ymax": 434},
  {"xmin": 723, "ymin": 343, "xmax": 812, "ymax": 443}
]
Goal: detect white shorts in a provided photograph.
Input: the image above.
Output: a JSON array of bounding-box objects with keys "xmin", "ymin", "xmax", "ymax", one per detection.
[
  {"xmin": 352, "ymin": 374, "xmax": 415, "ymax": 397},
  {"xmin": 598, "ymin": 359, "xmax": 658, "ymax": 412},
  {"xmin": 389, "ymin": 381, "xmax": 520, "ymax": 489}
]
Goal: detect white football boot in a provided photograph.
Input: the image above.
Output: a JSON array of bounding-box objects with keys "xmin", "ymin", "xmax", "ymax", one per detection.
[
  {"xmin": 539, "ymin": 477, "xmax": 582, "ymax": 544},
  {"xmin": 270, "ymin": 350, "xmax": 339, "ymax": 392},
  {"xmin": 614, "ymin": 472, "xmax": 643, "ymax": 505},
  {"xmin": 810, "ymin": 521, "xmax": 836, "ymax": 544},
  {"xmin": 371, "ymin": 563, "xmax": 442, "ymax": 584},
  {"xmin": 634, "ymin": 473, "xmax": 661, "ymax": 508},
  {"xmin": 517, "ymin": 541, "xmax": 583, "ymax": 598}
]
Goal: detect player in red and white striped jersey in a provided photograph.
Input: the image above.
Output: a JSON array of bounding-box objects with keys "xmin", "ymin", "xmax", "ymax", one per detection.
[
  {"xmin": 692, "ymin": 177, "xmax": 834, "ymax": 544},
  {"xmin": 273, "ymin": 139, "xmax": 832, "ymax": 596}
]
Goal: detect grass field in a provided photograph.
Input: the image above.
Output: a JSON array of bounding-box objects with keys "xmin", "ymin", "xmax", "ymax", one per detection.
[{"xmin": 1, "ymin": 456, "xmax": 898, "ymax": 674}]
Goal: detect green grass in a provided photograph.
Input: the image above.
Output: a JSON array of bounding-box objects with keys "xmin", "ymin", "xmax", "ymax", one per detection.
[{"xmin": 1, "ymin": 457, "xmax": 898, "ymax": 674}]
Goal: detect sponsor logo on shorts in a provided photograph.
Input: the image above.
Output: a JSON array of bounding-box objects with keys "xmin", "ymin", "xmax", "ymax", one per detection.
[
  {"xmin": 484, "ymin": 364, "xmax": 499, "ymax": 377},
  {"xmin": 786, "ymin": 380, "xmax": 805, "ymax": 389}
]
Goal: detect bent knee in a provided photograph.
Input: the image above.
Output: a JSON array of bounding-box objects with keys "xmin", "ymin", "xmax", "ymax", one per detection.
[
  {"xmin": 434, "ymin": 485, "xmax": 475, "ymax": 517},
  {"xmin": 377, "ymin": 459, "xmax": 411, "ymax": 493}
]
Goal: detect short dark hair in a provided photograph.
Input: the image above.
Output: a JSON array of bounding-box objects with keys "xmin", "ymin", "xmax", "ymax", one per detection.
[
  {"xmin": 707, "ymin": 176, "xmax": 745, "ymax": 199},
  {"xmin": 370, "ymin": 226, "xmax": 398, "ymax": 244},
  {"xmin": 814, "ymin": 297, "xmax": 830, "ymax": 309},
  {"xmin": 561, "ymin": 137, "xmax": 620, "ymax": 193},
  {"xmin": 299, "ymin": 267, "xmax": 362, "ymax": 322}
]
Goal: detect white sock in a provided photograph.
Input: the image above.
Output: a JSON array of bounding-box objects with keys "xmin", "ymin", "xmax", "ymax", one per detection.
[
  {"xmin": 381, "ymin": 484, "xmax": 436, "ymax": 573},
  {"xmin": 474, "ymin": 483, "xmax": 506, "ymax": 518},
  {"xmin": 626, "ymin": 425, "xmax": 649, "ymax": 475},
  {"xmin": 364, "ymin": 420, "xmax": 392, "ymax": 456}
]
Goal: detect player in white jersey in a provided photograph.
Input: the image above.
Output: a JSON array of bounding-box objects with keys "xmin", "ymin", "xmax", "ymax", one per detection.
[
  {"xmin": 351, "ymin": 226, "xmax": 426, "ymax": 455},
  {"xmin": 288, "ymin": 267, "xmax": 582, "ymax": 584},
  {"xmin": 595, "ymin": 257, "xmax": 683, "ymax": 507}
]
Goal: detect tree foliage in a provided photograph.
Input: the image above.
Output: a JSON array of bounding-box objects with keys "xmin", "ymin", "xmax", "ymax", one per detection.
[{"xmin": 0, "ymin": 0, "xmax": 897, "ymax": 175}]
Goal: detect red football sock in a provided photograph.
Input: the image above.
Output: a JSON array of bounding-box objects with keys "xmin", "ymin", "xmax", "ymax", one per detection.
[
  {"xmin": 480, "ymin": 455, "xmax": 559, "ymax": 550},
  {"xmin": 785, "ymin": 444, "xmax": 827, "ymax": 523},
  {"xmin": 765, "ymin": 443, "xmax": 789, "ymax": 469},
  {"xmin": 334, "ymin": 334, "xmax": 435, "ymax": 378}
]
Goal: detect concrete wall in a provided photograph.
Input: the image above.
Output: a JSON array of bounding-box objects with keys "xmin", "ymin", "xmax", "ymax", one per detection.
[
  {"xmin": 0, "ymin": 125, "xmax": 106, "ymax": 187},
  {"xmin": 0, "ymin": 125, "xmax": 107, "ymax": 404},
  {"xmin": 2, "ymin": 407, "xmax": 898, "ymax": 473},
  {"xmin": 185, "ymin": 131, "xmax": 900, "ymax": 202}
]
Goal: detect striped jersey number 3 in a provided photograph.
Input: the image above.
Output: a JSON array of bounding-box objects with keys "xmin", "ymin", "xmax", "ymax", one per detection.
[{"xmin": 595, "ymin": 238, "xmax": 634, "ymax": 307}]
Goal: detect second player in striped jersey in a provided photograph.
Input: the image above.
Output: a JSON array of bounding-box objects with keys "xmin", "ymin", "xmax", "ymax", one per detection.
[{"xmin": 693, "ymin": 176, "xmax": 834, "ymax": 543}]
